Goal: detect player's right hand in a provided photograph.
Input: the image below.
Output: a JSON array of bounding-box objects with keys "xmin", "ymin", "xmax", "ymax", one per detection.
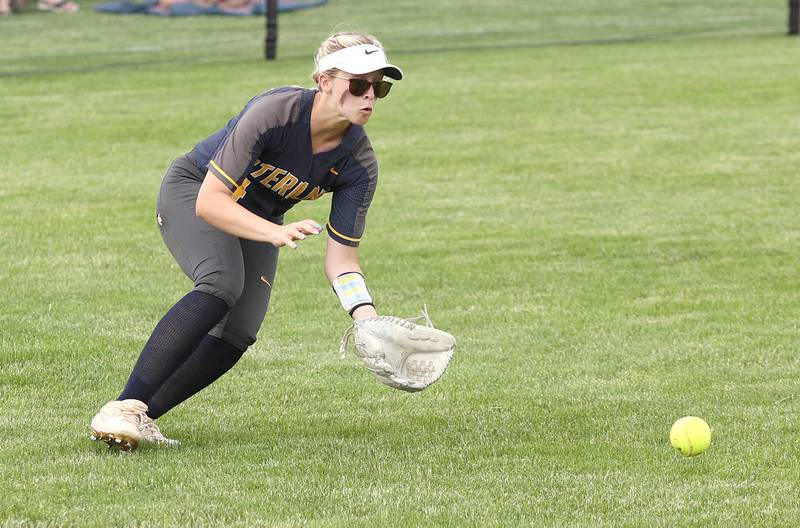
[{"xmin": 267, "ymin": 219, "xmax": 323, "ymax": 249}]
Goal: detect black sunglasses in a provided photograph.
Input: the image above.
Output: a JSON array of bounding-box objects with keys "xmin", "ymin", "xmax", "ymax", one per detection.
[{"xmin": 330, "ymin": 75, "xmax": 393, "ymax": 99}]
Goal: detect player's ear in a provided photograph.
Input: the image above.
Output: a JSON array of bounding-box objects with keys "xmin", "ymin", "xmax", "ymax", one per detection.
[{"xmin": 318, "ymin": 73, "xmax": 333, "ymax": 95}]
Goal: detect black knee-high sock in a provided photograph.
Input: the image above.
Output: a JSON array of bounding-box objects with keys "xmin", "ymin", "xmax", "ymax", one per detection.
[
  {"xmin": 119, "ymin": 291, "xmax": 229, "ymax": 403},
  {"xmin": 144, "ymin": 335, "xmax": 245, "ymax": 419}
]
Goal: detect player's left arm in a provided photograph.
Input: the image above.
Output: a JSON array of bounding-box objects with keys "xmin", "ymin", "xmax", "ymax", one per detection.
[
  {"xmin": 326, "ymin": 134, "xmax": 379, "ymax": 320},
  {"xmin": 325, "ymin": 237, "xmax": 378, "ymax": 320}
]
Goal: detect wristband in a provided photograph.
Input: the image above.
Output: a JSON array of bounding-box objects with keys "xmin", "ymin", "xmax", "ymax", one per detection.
[{"xmin": 332, "ymin": 272, "xmax": 373, "ymax": 315}]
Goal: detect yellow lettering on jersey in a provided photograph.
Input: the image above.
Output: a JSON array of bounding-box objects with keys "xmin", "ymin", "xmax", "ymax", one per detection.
[
  {"xmin": 285, "ymin": 182, "xmax": 309, "ymax": 200},
  {"xmin": 273, "ymin": 173, "xmax": 299, "ymax": 197},
  {"xmin": 304, "ymin": 186, "xmax": 326, "ymax": 201},
  {"xmin": 260, "ymin": 168, "xmax": 286, "ymax": 188},
  {"xmin": 250, "ymin": 162, "xmax": 275, "ymax": 178},
  {"xmin": 231, "ymin": 177, "xmax": 251, "ymax": 201}
]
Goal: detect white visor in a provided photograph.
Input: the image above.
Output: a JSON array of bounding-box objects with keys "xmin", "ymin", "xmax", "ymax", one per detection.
[{"xmin": 317, "ymin": 44, "xmax": 403, "ymax": 80}]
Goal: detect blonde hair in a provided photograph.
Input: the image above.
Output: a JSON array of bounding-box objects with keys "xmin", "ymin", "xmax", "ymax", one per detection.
[{"xmin": 312, "ymin": 31, "xmax": 384, "ymax": 84}]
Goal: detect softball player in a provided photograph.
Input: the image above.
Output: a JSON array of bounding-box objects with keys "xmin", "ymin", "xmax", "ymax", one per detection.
[{"xmin": 90, "ymin": 31, "xmax": 402, "ymax": 451}]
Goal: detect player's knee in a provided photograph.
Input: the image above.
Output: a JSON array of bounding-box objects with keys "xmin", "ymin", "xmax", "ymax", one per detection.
[
  {"xmin": 220, "ymin": 328, "xmax": 256, "ymax": 352},
  {"xmin": 195, "ymin": 268, "xmax": 244, "ymax": 308},
  {"xmin": 213, "ymin": 335, "xmax": 248, "ymax": 360},
  {"xmin": 220, "ymin": 318, "xmax": 261, "ymax": 351}
]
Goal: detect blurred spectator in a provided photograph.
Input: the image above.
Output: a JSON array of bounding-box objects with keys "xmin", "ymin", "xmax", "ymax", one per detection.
[
  {"xmin": 1, "ymin": 0, "xmax": 79, "ymax": 13},
  {"xmin": 151, "ymin": 0, "xmax": 256, "ymax": 15},
  {"xmin": 0, "ymin": 0, "xmax": 15, "ymax": 16},
  {"xmin": 37, "ymin": 0, "xmax": 80, "ymax": 11}
]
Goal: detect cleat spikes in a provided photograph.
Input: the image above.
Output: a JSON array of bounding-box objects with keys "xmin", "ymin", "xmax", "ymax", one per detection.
[{"xmin": 90, "ymin": 428, "xmax": 138, "ymax": 452}]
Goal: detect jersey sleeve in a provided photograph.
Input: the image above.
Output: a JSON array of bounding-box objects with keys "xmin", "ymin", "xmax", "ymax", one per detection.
[
  {"xmin": 208, "ymin": 97, "xmax": 282, "ymax": 192},
  {"xmin": 326, "ymin": 143, "xmax": 378, "ymax": 247}
]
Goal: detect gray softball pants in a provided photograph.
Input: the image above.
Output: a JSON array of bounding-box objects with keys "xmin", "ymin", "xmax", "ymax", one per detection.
[{"xmin": 156, "ymin": 155, "xmax": 279, "ymax": 351}]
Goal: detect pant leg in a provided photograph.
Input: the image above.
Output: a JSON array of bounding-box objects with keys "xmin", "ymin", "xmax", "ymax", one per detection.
[
  {"xmin": 157, "ymin": 156, "xmax": 245, "ymax": 307},
  {"xmin": 209, "ymin": 237, "xmax": 279, "ymax": 351}
]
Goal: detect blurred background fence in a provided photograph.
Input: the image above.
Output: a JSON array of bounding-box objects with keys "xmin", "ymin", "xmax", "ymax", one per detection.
[{"xmin": 1, "ymin": 0, "xmax": 793, "ymax": 77}]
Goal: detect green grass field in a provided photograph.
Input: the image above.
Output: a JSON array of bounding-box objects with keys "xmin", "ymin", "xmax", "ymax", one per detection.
[{"xmin": 2, "ymin": 1, "xmax": 800, "ymax": 525}]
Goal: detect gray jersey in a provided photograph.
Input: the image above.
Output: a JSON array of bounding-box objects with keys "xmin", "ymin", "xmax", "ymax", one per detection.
[{"xmin": 188, "ymin": 87, "xmax": 378, "ymax": 247}]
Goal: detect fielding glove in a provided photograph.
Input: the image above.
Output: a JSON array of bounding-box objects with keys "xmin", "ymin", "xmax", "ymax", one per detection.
[{"xmin": 339, "ymin": 306, "xmax": 456, "ymax": 392}]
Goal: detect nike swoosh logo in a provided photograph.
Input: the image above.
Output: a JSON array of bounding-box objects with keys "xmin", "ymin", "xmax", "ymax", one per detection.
[{"xmin": 365, "ymin": 49, "xmax": 379, "ymax": 55}]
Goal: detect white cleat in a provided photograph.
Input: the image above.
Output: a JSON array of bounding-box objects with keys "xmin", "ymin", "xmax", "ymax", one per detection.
[
  {"xmin": 90, "ymin": 399, "xmax": 147, "ymax": 452},
  {"xmin": 90, "ymin": 399, "xmax": 180, "ymax": 451}
]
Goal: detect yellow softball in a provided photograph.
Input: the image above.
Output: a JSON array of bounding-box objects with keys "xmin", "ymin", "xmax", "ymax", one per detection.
[{"xmin": 670, "ymin": 416, "xmax": 712, "ymax": 457}]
